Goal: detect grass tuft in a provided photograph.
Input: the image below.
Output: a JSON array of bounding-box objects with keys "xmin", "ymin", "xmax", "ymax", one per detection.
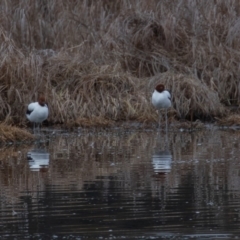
[
  {"xmin": 216, "ymin": 114, "xmax": 240, "ymax": 126},
  {"xmin": 0, "ymin": 123, "xmax": 34, "ymax": 143},
  {"xmin": 149, "ymin": 72, "xmax": 226, "ymax": 120}
]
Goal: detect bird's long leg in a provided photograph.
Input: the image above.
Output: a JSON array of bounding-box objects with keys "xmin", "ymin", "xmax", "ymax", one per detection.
[
  {"xmin": 158, "ymin": 110, "xmax": 162, "ymax": 131},
  {"xmin": 38, "ymin": 123, "xmax": 41, "ymax": 135},
  {"xmin": 165, "ymin": 108, "xmax": 168, "ymax": 133},
  {"xmin": 165, "ymin": 108, "xmax": 169, "ymax": 149},
  {"xmin": 33, "ymin": 122, "xmax": 36, "ymax": 135}
]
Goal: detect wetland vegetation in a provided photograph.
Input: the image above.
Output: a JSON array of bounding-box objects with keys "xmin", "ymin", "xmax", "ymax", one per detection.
[{"xmin": 0, "ymin": 0, "xmax": 240, "ymax": 141}]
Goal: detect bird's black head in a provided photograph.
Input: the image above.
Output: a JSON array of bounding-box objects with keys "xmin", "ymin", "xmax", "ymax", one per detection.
[
  {"xmin": 155, "ymin": 84, "xmax": 165, "ymax": 93},
  {"xmin": 38, "ymin": 92, "xmax": 46, "ymax": 106}
]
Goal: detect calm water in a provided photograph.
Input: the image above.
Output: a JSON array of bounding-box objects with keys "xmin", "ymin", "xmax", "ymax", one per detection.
[{"xmin": 0, "ymin": 128, "xmax": 240, "ymax": 239}]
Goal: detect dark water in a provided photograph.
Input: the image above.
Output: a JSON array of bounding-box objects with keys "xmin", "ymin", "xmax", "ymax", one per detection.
[{"xmin": 0, "ymin": 128, "xmax": 240, "ymax": 239}]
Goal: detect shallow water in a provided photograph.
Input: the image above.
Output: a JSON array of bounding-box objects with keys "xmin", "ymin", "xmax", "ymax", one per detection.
[{"xmin": 0, "ymin": 128, "xmax": 240, "ymax": 239}]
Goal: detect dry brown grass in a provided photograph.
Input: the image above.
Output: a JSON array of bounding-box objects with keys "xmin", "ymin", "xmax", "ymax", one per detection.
[
  {"xmin": 216, "ymin": 114, "xmax": 240, "ymax": 126},
  {"xmin": 0, "ymin": 123, "xmax": 33, "ymax": 143},
  {"xmin": 0, "ymin": 0, "xmax": 239, "ymax": 127}
]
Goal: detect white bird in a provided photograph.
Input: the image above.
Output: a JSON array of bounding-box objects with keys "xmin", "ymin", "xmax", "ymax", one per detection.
[
  {"xmin": 26, "ymin": 93, "xmax": 49, "ymax": 134},
  {"xmin": 152, "ymin": 84, "xmax": 171, "ymax": 131}
]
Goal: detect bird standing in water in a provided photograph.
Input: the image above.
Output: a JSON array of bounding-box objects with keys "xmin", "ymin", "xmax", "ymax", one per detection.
[
  {"xmin": 26, "ymin": 93, "xmax": 49, "ymax": 134},
  {"xmin": 152, "ymin": 84, "xmax": 171, "ymax": 131}
]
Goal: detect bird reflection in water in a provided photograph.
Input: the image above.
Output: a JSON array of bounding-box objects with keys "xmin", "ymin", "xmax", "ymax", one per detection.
[
  {"xmin": 152, "ymin": 130, "xmax": 172, "ymax": 177},
  {"xmin": 27, "ymin": 142, "xmax": 49, "ymax": 172},
  {"xmin": 152, "ymin": 150, "xmax": 172, "ymax": 175},
  {"xmin": 151, "ymin": 131, "xmax": 173, "ymax": 208}
]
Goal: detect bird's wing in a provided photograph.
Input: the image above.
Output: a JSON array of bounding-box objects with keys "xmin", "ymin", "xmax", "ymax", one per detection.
[
  {"xmin": 166, "ymin": 91, "xmax": 171, "ymax": 100},
  {"xmin": 26, "ymin": 102, "xmax": 37, "ymax": 114}
]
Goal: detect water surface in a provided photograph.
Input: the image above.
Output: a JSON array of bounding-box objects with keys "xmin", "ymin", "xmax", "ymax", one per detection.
[{"xmin": 0, "ymin": 128, "xmax": 240, "ymax": 239}]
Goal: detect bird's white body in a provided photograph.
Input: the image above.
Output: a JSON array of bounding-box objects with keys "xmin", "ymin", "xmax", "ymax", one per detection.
[
  {"xmin": 152, "ymin": 84, "xmax": 171, "ymax": 131},
  {"xmin": 26, "ymin": 102, "xmax": 48, "ymax": 123},
  {"xmin": 152, "ymin": 90, "xmax": 171, "ymax": 110}
]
